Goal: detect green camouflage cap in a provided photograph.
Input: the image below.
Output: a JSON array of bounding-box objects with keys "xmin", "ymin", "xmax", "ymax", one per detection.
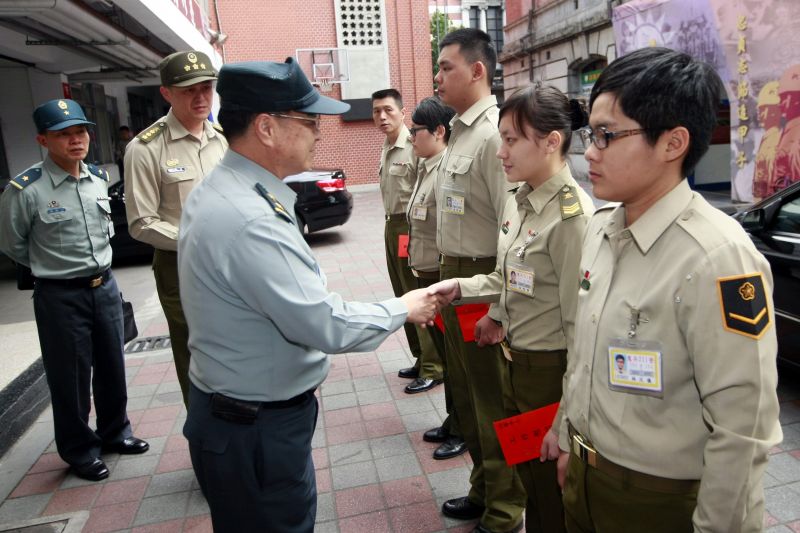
[{"xmin": 159, "ymin": 50, "xmax": 218, "ymax": 87}]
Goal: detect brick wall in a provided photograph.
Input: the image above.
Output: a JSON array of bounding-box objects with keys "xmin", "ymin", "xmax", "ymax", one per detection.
[{"xmin": 209, "ymin": 0, "xmax": 434, "ymax": 186}]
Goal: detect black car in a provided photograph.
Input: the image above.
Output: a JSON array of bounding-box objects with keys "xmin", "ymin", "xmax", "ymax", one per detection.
[
  {"xmin": 734, "ymin": 180, "xmax": 800, "ymax": 370},
  {"xmin": 108, "ymin": 180, "xmax": 154, "ymax": 260},
  {"xmin": 284, "ymin": 169, "xmax": 353, "ymax": 234}
]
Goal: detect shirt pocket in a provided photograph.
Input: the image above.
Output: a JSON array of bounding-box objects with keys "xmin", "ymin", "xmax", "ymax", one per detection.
[
  {"xmin": 37, "ymin": 207, "xmax": 81, "ymax": 245},
  {"xmin": 94, "ymin": 199, "xmax": 111, "ymax": 239},
  {"xmin": 160, "ymin": 165, "xmax": 198, "ymax": 210},
  {"xmin": 445, "ymin": 155, "xmax": 473, "ymax": 195}
]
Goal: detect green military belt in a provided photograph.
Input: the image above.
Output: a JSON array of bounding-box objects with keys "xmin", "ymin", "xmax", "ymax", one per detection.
[
  {"xmin": 411, "ymin": 268, "xmax": 440, "ymax": 280},
  {"xmin": 504, "ymin": 343, "xmax": 566, "ymax": 367},
  {"xmin": 439, "ymin": 254, "xmax": 496, "ymax": 267},
  {"xmin": 567, "ymin": 422, "xmax": 700, "ymax": 494},
  {"xmin": 385, "ymin": 213, "xmax": 405, "ymax": 221}
]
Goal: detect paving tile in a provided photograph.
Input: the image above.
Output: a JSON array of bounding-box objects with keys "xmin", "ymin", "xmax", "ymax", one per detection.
[
  {"xmin": 155, "ymin": 450, "xmax": 193, "ymax": 474},
  {"xmin": 131, "ymin": 518, "xmax": 185, "ymax": 532},
  {"xmin": 316, "ymin": 468, "xmax": 332, "ymax": 493},
  {"xmin": 329, "ymin": 440, "xmax": 372, "ymax": 466},
  {"xmin": 764, "ymin": 512, "xmax": 780, "ymax": 527},
  {"xmin": 337, "ymin": 510, "xmax": 391, "ymax": 533},
  {"xmin": 361, "ymin": 402, "xmax": 399, "ymax": 421},
  {"xmin": 322, "ymin": 379, "xmax": 355, "ymax": 397},
  {"xmin": 417, "ymin": 450, "xmax": 469, "ymax": 474},
  {"xmin": 163, "ymin": 434, "xmax": 189, "ymax": 454},
  {"xmin": 313, "ymin": 447, "xmax": 330, "ymax": 469},
  {"xmin": 94, "ymin": 476, "xmax": 150, "ymax": 506},
  {"xmin": 312, "ymin": 427, "xmax": 327, "ymax": 449},
  {"xmin": 83, "ymin": 501, "xmax": 140, "ymax": 533},
  {"xmin": 350, "ymin": 363, "xmax": 384, "ymax": 378},
  {"xmin": 334, "ymin": 483, "xmax": 385, "ymax": 518},
  {"xmin": 10, "ymin": 469, "xmax": 67, "ymax": 497},
  {"xmin": 381, "ymin": 359, "xmax": 412, "ymax": 373},
  {"xmin": 388, "ymin": 500, "xmax": 445, "ymax": 533},
  {"xmin": 324, "ymin": 392, "xmax": 359, "ymax": 411},
  {"xmin": 365, "ymin": 416, "xmax": 406, "ymax": 438},
  {"xmin": 112, "ymin": 455, "xmax": 159, "ymax": 480},
  {"xmin": 353, "ymin": 375, "xmax": 388, "ymax": 392},
  {"xmin": 0, "ymin": 494, "xmax": 51, "ymax": 523},
  {"xmin": 324, "ymin": 406, "xmax": 362, "ymax": 427},
  {"xmin": 315, "ymin": 520, "xmax": 340, "ymax": 533},
  {"xmin": 377, "ymin": 349, "xmax": 407, "ymax": 362},
  {"xmin": 42, "ymin": 484, "xmax": 100, "ymax": 515},
  {"xmin": 403, "ymin": 411, "xmax": 445, "ymax": 432},
  {"xmin": 132, "ymin": 372, "xmax": 164, "ymax": 386},
  {"xmin": 765, "ymin": 485, "xmax": 800, "ymax": 522},
  {"xmin": 138, "ymin": 362, "xmax": 172, "ymax": 375},
  {"xmin": 183, "ymin": 514, "xmax": 213, "ymax": 533},
  {"xmin": 382, "ymin": 475, "xmax": 434, "ymax": 508},
  {"xmin": 331, "ymin": 460, "xmax": 379, "ymax": 490},
  {"xmin": 326, "ymin": 422, "xmax": 367, "ymax": 445},
  {"xmin": 375, "ymin": 452, "xmax": 423, "ymax": 482},
  {"xmin": 28, "ymin": 452, "xmax": 69, "ymax": 474},
  {"xmin": 357, "ymin": 388, "xmax": 394, "ymax": 405},
  {"xmin": 428, "ymin": 468, "xmax": 472, "ymax": 501},
  {"xmin": 767, "ymin": 452, "xmax": 800, "ymax": 484},
  {"xmin": 127, "ymin": 384, "xmax": 159, "ymax": 399},
  {"xmin": 765, "ymin": 526, "xmax": 793, "ymax": 533},
  {"xmin": 780, "ymin": 402, "xmax": 800, "ymax": 425},
  {"xmin": 151, "ymin": 391, "xmax": 184, "ymax": 407},
  {"xmin": 144, "ymin": 470, "xmax": 197, "ymax": 497},
  {"xmin": 186, "ymin": 489, "xmax": 209, "ymax": 516},
  {"xmin": 316, "ymin": 491, "xmax": 336, "ymax": 522},
  {"xmin": 326, "ymin": 368, "xmax": 353, "ymax": 383},
  {"xmin": 139, "ymin": 405, "xmax": 182, "ymax": 424},
  {"xmin": 133, "ymin": 491, "xmax": 190, "ymax": 526},
  {"xmin": 347, "ymin": 353, "xmax": 379, "ymax": 367},
  {"xmin": 369, "ymin": 434, "xmax": 414, "ymax": 459},
  {"xmin": 396, "ymin": 396, "xmax": 435, "ymax": 415},
  {"xmin": 133, "ymin": 419, "xmax": 175, "ymax": 439}
]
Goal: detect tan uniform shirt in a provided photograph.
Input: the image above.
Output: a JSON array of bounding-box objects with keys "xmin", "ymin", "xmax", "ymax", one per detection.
[
  {"xmin": 407, "ymin": 150, "xmax": 444, "ymax": 273},
  {"xmin": 435, "ymin": 95, "xmax": 509, "ymax": 258},
  {"xmin": 379, "ymin": 124, "xmax": 418, "ymax": 215},
  {"xmin": 561, "ymin": 179, "xmax": 781, "ymax": 532},
  {"xmin": 124, "ymin": 109, "xmax": 228, "ymax": 251},
  {"xmin": 458, "ymin": 166, "xmax": 593, "ymax": 430}
]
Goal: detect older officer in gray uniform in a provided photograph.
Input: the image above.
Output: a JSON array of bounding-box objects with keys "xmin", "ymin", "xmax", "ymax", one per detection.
[
  {"xmin": 0, "ymin": 99, "xmax": 148, "ymax": 482},
  {"xmin": 178, "ymin": 58, "xmax": 443, "ymax": 533}
]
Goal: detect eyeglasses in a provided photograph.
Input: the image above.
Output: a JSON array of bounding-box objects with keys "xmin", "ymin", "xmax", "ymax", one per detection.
[
  {"xmin": 269, "ymin": 113, "xmax": 321, "ymax": 128},
  {"xmin": 578, "ymin": 126, "xmax": 646, "ymax": 150},
  {"xmin": 408, "ymin": 126, "xmax": 430, "ymax": 138}
]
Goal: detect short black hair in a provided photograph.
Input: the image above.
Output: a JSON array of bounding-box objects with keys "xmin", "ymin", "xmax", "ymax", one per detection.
[
  {"xmin": 589, "ymin": 47, "xmax": 723, "ymax": 176},
  {"xmin": 411, "ymin": 97, "xmax": 456, "ymax": 142},
  {"xmin": 371, "ymin": 89, "xmax": 403, "ymax": 109},
  {"xmin": 499, "ymin": 85, "xmax": 588, "ymax": 156},
  {"xmin": 439, "ymin": 28, "xmax": 496, "ymax": 87},
  {"xmin": 615, "ymin": 354, "xmax": 625, "ymax": 362},
  {"xmin": 119, "ymin": 125, "xmax": 131, "ymax": 131},
  {"xmin": 217, "ymin": 106, "xmax": 258, "ymax": 142}
]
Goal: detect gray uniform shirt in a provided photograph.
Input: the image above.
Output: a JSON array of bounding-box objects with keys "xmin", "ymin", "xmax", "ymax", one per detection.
[
  {"xmin": 0, "ymin": 157, "xmax": 112, "ymax": 278},
  {"xmin": 178, "ymin": 151, "xmax": 409, "ymax": 402}
]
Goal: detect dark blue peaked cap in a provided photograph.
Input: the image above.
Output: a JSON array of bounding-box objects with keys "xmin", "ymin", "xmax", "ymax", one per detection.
[
  {"xmin": 217, "ymin": 57, "xmax": 350, "ymax": 115},
  {"xmin": 33, "ymin": 99, "xmax": 94, "ymax": 132}
]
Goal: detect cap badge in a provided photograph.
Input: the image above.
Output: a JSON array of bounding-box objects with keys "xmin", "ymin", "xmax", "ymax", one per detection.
[
  {"xmin": 48, "ymin": 200, "xmax": 59, "ymax": 208},
  {"xmin": 184, "ymin": 65, "xmax": 192, "ymax": 72},
  {"xmin": 57, "ymin": 100, "xmax": 68, "ymax": 110},
  {"xmin": 166, "ymin": 159, "xmax": 179, "ymax": 167},
  {"xmin": 187, "ymin": 52, "xmax": 198, "ymax": 64}
]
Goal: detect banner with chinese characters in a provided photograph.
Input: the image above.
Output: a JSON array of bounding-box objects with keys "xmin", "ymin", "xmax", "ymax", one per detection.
[{"xmin": 612, "ymin": 0, "xmax": 800, "ymax": 202}]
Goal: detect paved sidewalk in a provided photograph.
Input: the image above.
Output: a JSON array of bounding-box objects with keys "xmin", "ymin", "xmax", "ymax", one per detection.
[{"xmin": 0, "ymin": 188, "xmax": 799, "ymax": 532}]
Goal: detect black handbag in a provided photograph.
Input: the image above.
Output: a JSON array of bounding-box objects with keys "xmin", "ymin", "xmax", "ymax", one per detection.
[{"xmin": 120, "ymin": 293, "xmax": 138, "ymax": 343}]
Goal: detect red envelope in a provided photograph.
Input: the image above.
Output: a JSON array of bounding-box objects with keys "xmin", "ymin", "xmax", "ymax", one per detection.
[
  {"xmin": 434, "ymin": 313, "xmax": 445, "ymax": 332},
  {"xmin": 493, "ymin": 402, "xmax": 560, "ymax": 466},
  {"xmin": 398, "ymin": 234, "xmax": 409, "ymax": 258},
  {"xmin": 454, "ymin": 303, "xmax": 489, "ymax": 343}
]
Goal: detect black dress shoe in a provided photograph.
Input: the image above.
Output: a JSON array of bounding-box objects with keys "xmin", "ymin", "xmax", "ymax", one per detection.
[
  {"xmin": 72, "ymin": 458, "xmax": 109, "ymax": 482},
  {"xmin": 398, "ymin": 366, "xmax": 420, "ymax": 379},
  {"xmin": 433, "ymin": 435, "xmax": 468, "ymax": 460},
  {"xmin": 423, "ymin": 426, "xmax": 449, "ymax": 443},
  {"xmin": 404, "ymin": 377, "xmax": 443, "ymax": 394},
  {"xmin": 442, "ymin": 496, "xmax": 485, "ymax": 520},
  {"xmin": 472, "ymin": 521, "xmax": 523, "ymax": 533},
  {"xmin": 102, "ymin": 437, "xmax": 150, "ymax": 455}
]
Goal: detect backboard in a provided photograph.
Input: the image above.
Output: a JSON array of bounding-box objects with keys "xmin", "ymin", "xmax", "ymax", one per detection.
[{"xmin": 295, "ymin": 48, "xmax": 350, "ymax": 91}]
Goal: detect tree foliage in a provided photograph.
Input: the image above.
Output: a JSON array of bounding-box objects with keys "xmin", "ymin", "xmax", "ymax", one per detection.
[{"xmin": 430, "ymin": 10, "xmax": 456, "ymax": 79}]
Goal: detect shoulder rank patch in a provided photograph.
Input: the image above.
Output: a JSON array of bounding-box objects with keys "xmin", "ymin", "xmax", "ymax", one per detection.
[
  {"xmin": 717, "ymin": 273, "xmax": 771, "ymax": 339},
  {"xmin": 212, "ymin": 122, "xmax": 224, "ymax": 134},
  {"xmin": 559, "ymin": 185, "xmax": 584, "ymax": 220},
  {"xmin": 254, "ymin": 183, "xmax": 294, "ymax": 224},
  {"xmin": 9, "ymin": 168, "xmax": 43, "ymax": 190},
  {"xmin": 137, "ymin": 122, "xmax": 166, "ymax": 144},
  {"xmin": 87, "ymin": 164, "xmax": 109, "ymax": 182}
]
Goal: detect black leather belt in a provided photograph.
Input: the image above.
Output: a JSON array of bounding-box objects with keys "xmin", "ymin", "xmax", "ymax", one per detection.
[
  {"xmin": 210, "ymin": 390, "xmax": 315, "ymax": 425},
  {"xmin": 385, "ymin": 213, "xmax": 405, "ymax": 221},
  {"xmin": 36, "ymin": 269, "xmax": 110, "ymax": 289},
  {"xmin": 439, "ymin": 254, "xmax": 496, "ymax": 267},
  {"xmin": 411, "ymin": 268, "xmax": 440, "ymax": 280}
]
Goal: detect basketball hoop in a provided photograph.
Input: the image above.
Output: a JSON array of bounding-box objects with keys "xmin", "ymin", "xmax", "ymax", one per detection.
[{"xmin": 317, "ymin": 77, "xmax": 333, "ymax": 93}]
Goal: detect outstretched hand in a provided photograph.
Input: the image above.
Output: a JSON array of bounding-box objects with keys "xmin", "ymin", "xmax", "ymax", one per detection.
[
  {"xmin": 401, "ymin": 288, "xmax": 441, "ymax": 326},
  {"xmin": 427, "ymin": 279, "xmax": 461, "ymax": 305}
]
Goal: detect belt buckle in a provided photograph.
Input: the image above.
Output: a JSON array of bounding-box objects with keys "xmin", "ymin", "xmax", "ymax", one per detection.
[
  {"xmin": 572, "ymin": 434, "xmax": 597, "ymax": 468},
  {"xmin": 89, "ymin": 276, "xmax": 103, "ymax": 288},
  {"xmin": 385, "ymin": 214, "xmax": 391, "ymax": 221}
]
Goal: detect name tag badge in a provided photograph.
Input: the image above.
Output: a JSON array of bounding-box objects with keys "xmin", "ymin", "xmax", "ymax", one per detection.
[
  {"xmin": 46, "ymin": 207, "xmax": 66, "ymax": 214},
  {"xmin": 607, "ymin": 338, "xmax": 663, "ymax": 397},
  {"xmin": 166, "ymin": 167, "xmax": 186, "ymax": 174},
  {"xmin": 500, "ymin": 339, "xmax": 513, "ymax": 362},
  {"xmin": 440, "ymin": 184, "xmax": 466, "ymax": 216},
  {"xmin": 506, "ymin": 262, "xmax": 534, "ymax": 296},
  {"xmin": 411, "ymin": 205, "xmax": 427, "ymax": 221}
]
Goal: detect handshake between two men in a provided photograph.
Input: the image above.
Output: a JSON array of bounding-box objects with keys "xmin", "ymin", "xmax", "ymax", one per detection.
[{"xmin": 399, "ymin": 279, "xmax": 503, "ymax": 348}]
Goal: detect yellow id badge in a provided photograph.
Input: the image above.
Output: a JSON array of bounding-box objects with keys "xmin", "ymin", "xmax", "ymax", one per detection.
[
  {"xmin": 607, "ymin": 338, "xmax": 663, "ymax": 397},
  {"xmin": 506, "ymin": 262, "xmax": 534, "ymax": 297},
  {"xmin": 411, "ymin": 205, "xmax": 427, "ymax": 221},
  {"xmin": 440, "ymin": 184, "xmax": 465, "ymax": 215},
  {"xmin": 500, "ymin": 339, "xmax": 513, "ymax": 362}
]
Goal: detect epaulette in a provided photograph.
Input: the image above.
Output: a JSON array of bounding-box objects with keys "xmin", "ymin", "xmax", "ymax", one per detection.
[
  {"xmin": 212, "ymin": 122, "xmax": 224, "ymax": 134},
  {"xmin": 558, "ymin": 185, "xmax": 584, "ymax": 220},
  {"xmin": 9, "ymin": 167, "xmax": 43, "ymax": 190},
  {"xmin": 87, "ymin": 164, "xmax": 109, "ymax": 182},
  {"xmin": 254, "ymin": 183, "xmax": 293, "ymax": 224},
  {"xmin": 137, "ymin": 122, "xmax": 166, "ymax": 144}
]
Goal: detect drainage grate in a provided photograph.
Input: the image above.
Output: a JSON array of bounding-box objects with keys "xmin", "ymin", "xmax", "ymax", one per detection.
[{"xmin": 125, "ymin": 335, "xmax": 172, "ymax": 354}]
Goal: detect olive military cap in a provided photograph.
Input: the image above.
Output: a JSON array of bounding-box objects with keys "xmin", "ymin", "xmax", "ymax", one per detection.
[
  {"xmin": 33, "ymin": 99, "xmax": 95, "ymax": 132},
  {"xmin": 159, "ymin": 50, "xmax": 218, "ymax": 87},
  {"xmin": 216, "ymin": 57, "xmax": 350, "ymax": 115}
]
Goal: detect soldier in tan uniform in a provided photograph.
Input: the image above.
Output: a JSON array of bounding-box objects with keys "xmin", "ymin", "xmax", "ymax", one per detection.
[
  {"xmin": 124, "ymin": 50, "xmax": 228, "ymax": 406},
  {"xmin": 557, "ymin": 47, "xmax": 781, "ymax": 533},
  {"xmin": 432, "ymin": 28, "xmax": 525, "ymax": 533},
  {"xmin": 372, "ymin": 89, "xmax": 442, "ymax": 395},
  {"xmin": 406, "ymin": 97, "xmax": 466, "ymax": 459},
  {"xmin": 433, "ymin": 85, "xmax": 594, "ymax": 533}
]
